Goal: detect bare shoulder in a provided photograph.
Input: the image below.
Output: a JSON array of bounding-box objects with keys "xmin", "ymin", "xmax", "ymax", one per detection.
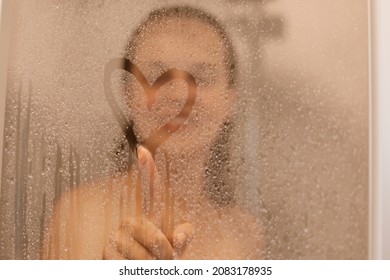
[
  {"xmin": 42, "ymin": 176, "xmax": 125, "ymax": 259},
  {"xmin": 225, "ymin": 206, "xmax": 265, "ymax": 259},
  {"xmin": 186, "ymin": 205, "xmax": 265, "ymax": 260}
]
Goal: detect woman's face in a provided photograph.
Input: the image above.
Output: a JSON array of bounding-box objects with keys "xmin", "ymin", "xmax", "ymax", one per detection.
[{"xmin": 127, "ymin": 16, "xmax": 235, "ymax": 154}]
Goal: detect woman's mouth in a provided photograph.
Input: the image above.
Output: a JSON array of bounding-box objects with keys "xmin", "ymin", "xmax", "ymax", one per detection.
[{"xmin": 165, "ymin": 116, "xmax": 187, "ymax": 132}]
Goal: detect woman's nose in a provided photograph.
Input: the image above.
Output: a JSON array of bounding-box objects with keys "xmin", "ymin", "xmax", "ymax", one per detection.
[{"xmin": 160, "ymin": 79, "xmax": 189, "ymax": 104}]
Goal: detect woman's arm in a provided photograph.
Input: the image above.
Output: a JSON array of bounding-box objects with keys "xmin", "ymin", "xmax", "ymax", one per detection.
[
  {"xmin": 103, "ymin": 146, "xmax": 193, "ymax": 260},
  {"xmin": 42, "ymin": 146, "xmax": 193, "ymax": 260}
]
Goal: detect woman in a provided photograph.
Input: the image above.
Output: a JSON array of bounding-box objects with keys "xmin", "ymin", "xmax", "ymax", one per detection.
[{"xmin": 42, "ymin": 6, "xmax": 264, "ymax": 260}]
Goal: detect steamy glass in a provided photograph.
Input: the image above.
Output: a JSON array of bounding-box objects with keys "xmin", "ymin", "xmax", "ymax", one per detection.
[{"xmin": 0, "ymin": 0, "xmax": 368, "ymax": 259}]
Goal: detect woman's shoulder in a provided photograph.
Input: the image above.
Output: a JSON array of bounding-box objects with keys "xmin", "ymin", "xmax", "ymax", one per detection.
[
  {"xmin": 226, "ymin": 206, "xmax": 265, "ymax": 259},
  {"xmin": 194, "ymin": 205, "xmax": 265, "ymax": 259},
  {"xmin": 225, "ymin": 205, "xmax": 263, "ymax": 227},
  {"xmin": 54, "ymin": 173, "xmax": 131, "ymax": 210},
  {"xmin": 42, "ymin": 175, "xmax": 128, "ymax": 259}
]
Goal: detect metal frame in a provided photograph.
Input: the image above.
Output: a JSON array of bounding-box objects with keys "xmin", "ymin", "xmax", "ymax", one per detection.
[{"xmin": 370, "ymin": 0, "xmax": 390, "ymax": 260}]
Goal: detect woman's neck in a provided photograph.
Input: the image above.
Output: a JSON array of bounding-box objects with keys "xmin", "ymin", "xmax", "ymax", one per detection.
[{"xmin": 155, "ymin": 145, "xmax": 213, "ymax": 221}]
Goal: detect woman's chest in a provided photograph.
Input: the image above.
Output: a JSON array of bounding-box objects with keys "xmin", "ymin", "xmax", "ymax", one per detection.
[{"xmin": 177, "ymin": 217, "xmax": 255, "ymax": 260}]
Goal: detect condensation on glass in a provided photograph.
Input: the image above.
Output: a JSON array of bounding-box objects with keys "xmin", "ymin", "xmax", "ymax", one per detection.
[{"xmin": 0, "ymin": 0, "xmax": 368, "ymax": 259}]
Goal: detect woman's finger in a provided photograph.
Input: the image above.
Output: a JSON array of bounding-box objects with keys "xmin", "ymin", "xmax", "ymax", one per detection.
[
  {"xmin": 172, "ymin": 222, "xmax": 194, "ymax": 258},
  {"xmin": 115, "ymin": 229, "xmax": 155, "ymax": 260},
  {"xmin": 137, "ymin": 146, "xmax": 159, "ymax": 216},
  {"xmin": 121, "ymin": 216, "xmax": 173, "ymax": 260},
  {"xmin": 102, "ymin": 237, "xmax": 127, "ymax": 260},
  {"xmin": 137, "ymin": 146, "xmax": 170, "ymax": 234}
]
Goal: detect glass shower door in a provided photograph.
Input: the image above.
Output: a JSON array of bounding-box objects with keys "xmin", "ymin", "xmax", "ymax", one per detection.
[{"xmin": 0, "ymin": 0, "xmax": 370, "ymax": 259}]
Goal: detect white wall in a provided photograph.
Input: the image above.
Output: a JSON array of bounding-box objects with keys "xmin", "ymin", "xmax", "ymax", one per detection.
[{"xmin": 372, "ymin": 0, "xmax": 390, "ymax": 260}]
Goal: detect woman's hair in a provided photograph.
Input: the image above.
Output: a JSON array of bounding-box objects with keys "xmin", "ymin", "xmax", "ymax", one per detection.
[
  {"xmin": 116, "ymin": 5, "xmax": 238, "ymax": 207},
  {"xmin": 124, "ymin": 5, "xmax": 238, "ymax": 88}
]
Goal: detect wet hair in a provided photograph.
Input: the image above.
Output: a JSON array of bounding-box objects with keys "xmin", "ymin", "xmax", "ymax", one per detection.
[
  {"xmin": 117, "ymin": 5, "xmax": 238, "ymax": 207},
  {"xmin": 124, "ymin": 5, "xmax": 238, "ymax": 88}
]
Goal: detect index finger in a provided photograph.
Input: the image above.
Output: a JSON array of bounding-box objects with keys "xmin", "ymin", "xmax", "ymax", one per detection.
[{"xmin": 137, "ymin": 146, "xmax": 168, "ymax": 232}]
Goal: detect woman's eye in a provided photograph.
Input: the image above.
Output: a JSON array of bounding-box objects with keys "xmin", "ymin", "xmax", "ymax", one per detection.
[
  {"xmin": 147, "ymin": 69, "xmax": 164, "ymax": 83},
  {"xmin": 145, "ymin": 62, "xmax": 167, "ymax": 83},
  {"xmin": 192, "ymin": 63, "xmax": 217, "ymax": 88},
  {"xmin": 194, "ymin": 75, "xmax": 215, "ymax": 87}
]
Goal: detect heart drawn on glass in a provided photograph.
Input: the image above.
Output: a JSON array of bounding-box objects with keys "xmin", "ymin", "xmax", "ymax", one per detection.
[{"xmin": 104, "ymin": 57, "xmax": 197, "ymax": 157}]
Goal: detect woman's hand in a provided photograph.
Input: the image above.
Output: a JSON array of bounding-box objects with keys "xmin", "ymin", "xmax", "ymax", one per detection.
[
  {"xmin": 103, "ymin": 146, "xmax": 193, "ymax": 259},
  {"xmin": 103, "ymin": 214, "xmax": 173, "ymax": 260}
]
